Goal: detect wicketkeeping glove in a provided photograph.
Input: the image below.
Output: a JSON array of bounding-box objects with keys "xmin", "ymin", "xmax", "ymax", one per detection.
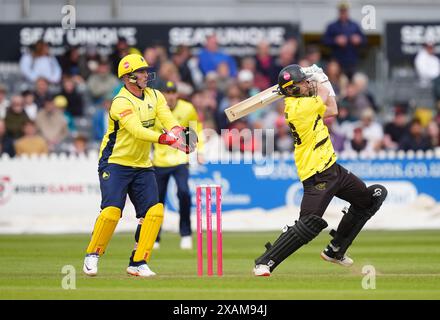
[
  {"xmin": 158, "ymin": 126, "xmax": 198, "ymax": 154},
  {"xmin": 184, "ymin": 127, "xmax": 198, "ymax": 153}
]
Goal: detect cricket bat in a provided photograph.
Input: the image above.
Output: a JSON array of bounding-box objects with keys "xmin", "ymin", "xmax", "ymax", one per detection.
[{"xmin": 224, "ymin": 84, "xmax": 283, "ymax": 122}]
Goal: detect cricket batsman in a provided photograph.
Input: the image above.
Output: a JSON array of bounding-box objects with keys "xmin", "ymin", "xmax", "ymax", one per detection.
[
  {"xmin": 152, "ymin": 81, "xmax": 204, "ymax": 250},
  {"xmin": 83, "ymin": 54, "xmax": 197, "ymax": 277},
  {"xmin": 253, "ymin": 64, "xmax": 387, "ymax": 276}
]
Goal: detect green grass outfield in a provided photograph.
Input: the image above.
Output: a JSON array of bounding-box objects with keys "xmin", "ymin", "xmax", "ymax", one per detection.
[{"xmin": 1, "ymin": 230, "xmax": 440, "ymax": 300}]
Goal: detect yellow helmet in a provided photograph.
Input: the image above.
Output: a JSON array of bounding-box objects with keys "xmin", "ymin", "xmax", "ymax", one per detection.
[{"xmin": 117, "ymin": 54, "xmax": 149, "ymax": 78}]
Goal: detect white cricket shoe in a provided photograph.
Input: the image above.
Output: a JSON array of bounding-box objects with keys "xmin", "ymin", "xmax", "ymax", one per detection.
[
  {"xmin": 180, "ymin": 236, "xmax": 193, "ymax": 250},
  {"xmin": 253, "ymin": 264, "xmax": 271, "ymax": 277},
  {"xmin": 320, "ymin": 251, "xmax": 354, "ymax": 267},
  {"xmin": 126, "ymin": 263, "xmax": 156, "ymax": 277},
  {"xmin": 153, "ymin": 241, "xmax": 160, "ymax": 250},
  {"xmin": 83, "ymin": 253, "xmax": 99, "ymax": 276}
]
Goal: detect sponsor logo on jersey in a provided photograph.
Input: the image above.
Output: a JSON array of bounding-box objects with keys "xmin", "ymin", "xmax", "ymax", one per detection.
[
  {"xmin": 119, "ymin": 109, "xmax": 133, "ymax": 118},
  {"xmin": 141, "ymin": 119, "xmax": 155, "ymax": 128}
]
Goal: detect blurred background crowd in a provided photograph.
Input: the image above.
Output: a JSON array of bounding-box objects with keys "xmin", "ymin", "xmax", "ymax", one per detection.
[{"xmin": 1, "ymin": 1, "xmax": 440, "ymax": 159}]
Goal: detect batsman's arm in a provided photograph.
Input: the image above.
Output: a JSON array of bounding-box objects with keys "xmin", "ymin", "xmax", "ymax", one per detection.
[
  {"xmin": 317, "ymin": 83, "xmax": 338, "ymax": 118},
  {"xmin": 324, "ymin": 96, "xmax": 338, "ymax": 118},
  {"xmin": 303, "ymin": 65, "xmax": 337, "ymax": 118}
]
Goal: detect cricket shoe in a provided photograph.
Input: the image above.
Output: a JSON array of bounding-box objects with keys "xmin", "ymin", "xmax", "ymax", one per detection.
[
  {"xmin": 320, "ymin": 245, "xmax": 354, "ymax": 267},
  {"xmin": 180, "ymin": 236, "xmax": 193, "ymax": 250},
  {"xmin": 126, "ymin": 263, "xmax": 156, "ymax": 277},
  {"xmin": 83, "ymin": 253, "xmax": 99, "ymax": 276},
  {"xmin": 253, "ymin": 264, "xmax": 271, "ymax": 277}
]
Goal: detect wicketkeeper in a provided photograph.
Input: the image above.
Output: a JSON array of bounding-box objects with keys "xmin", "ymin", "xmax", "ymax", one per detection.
[
  {"xmin": 253, "ymin": 64, "xmax": 387, "ymax": 276},
  {"xmin": 83, "ymin": 54, "xmax": 197, "ymax": 277}
]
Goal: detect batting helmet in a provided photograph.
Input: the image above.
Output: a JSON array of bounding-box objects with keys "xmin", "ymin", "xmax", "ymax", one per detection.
[
  {"xmin": 277, "ymin": 64, "xmax": 312, "ymax": 97},
  {"xmin": 117, "ymin": 54, "xmax": 149, "ymax": 78}
]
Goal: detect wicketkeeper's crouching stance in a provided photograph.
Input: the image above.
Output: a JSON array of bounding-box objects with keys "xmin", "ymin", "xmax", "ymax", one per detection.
[
  {"xmin": 83, "ymin": 54, "xmax": 197, "ymax": 277},
  {"xmin": 253, "ymin": 64, "xmax": 387, "ymax": 276}
]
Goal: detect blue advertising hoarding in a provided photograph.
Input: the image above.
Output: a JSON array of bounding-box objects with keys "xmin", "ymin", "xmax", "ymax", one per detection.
[{"xmin": 164, "ymin": 157, "xmax": 440, "ymax": 212}]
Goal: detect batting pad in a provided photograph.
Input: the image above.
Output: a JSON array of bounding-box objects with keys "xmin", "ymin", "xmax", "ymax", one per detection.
[
  {"xmin": 133, "ymin": 203, "xmax": 164, "ymax": 262},
  {"xmin": 86, "ymin": 206, "xmax": 121, "ymax": 255}
]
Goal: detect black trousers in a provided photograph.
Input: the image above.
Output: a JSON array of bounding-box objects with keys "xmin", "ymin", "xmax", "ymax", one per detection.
[{"xmin": 300, "ymin": 163, "xmax": 372, "ymax": 218}]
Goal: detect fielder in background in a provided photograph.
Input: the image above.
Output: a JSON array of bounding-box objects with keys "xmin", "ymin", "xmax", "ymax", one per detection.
[
  {"xmin": 253, "ymin": 64, "xmax": 387, "ymax": 276},
  {"xmin": 83, "ymin": 54, "xmax": 197, "ymax": 277},
  {"xmin": 153, "ymin": 80, "xmax": 204, "ymax": 250}
]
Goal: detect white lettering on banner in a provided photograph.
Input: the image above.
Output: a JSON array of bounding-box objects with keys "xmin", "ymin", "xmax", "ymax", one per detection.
[
  {"xmin": 400, "ymin": 25, "xmax": 440, "ymax": 55},
  {"xmin": 253, "ymin": 161, "xmax": 297, "ymax": 180},
  {"xmin": 256, "ymin": 160, "xmax": 440, "ymax": 180},
  {"xmin": 20, "ymin": 28, "xmax": 45, "ymax": 46},
  {"xmin": 342, "ymin": 161, "xmax": 440, "ymax": 179},
  {"xmin": 169, "ymin": 27, "xmax": 285, "ymax": 47},
  {"xmin": 0, "ymin": 182, "xmax": 101, "ymax": 206},
  {"xmin": 401, "ymin": 25, "xmax": 424, "ymax": 44},
  {"xmin": 404, "ymin": 162, "xmax": 429, "ymax": 177},
  {"xmin": 401, "ymin": 25, "xmax": 440, "ymax": 44},
  {"xmin": 285, "ymin": 181, "xmax": 418, "ymax": 207},
  {"xmin": 429, "ymin": 163, "xmax": 440, "ymax": 177},
  {"xmin": 190, "ymin": 170, "xmax": 251, "ymax": 205},
  {"xmin": 167, "ymin": 170, "xmax": 252, "ymax": 210},
  {"xmin": 66, "ymin": 28, "xmax": 117, "ymax": 46},
  {"xmin": 120, "ymin": 28, "xmax": 137, "ymax": 46},
  {"xmin": 190, "ymin": 170, "xmax": 231, "ymax": 193},
  {"xmin": 20, "ymin": 27, "xmax": 137, "ymax": 47},
  {"xmin": 13, "ymin": 184, "xmax": 100, "ymax": 194},
  {"xmin": 43, "ymin": 28, "xmax": 65, "ymax": 44}
]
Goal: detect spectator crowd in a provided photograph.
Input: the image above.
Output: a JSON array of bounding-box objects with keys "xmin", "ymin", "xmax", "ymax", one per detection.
[{"xmin": 1, "ymin": 2, "xmax": 440, "ymax": 159}]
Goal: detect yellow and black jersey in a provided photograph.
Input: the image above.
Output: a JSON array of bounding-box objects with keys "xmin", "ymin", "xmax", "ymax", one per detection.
[
  {"xmin": 152, "ymin": 99, "xmax": 204, "ymax": 167},
  {"xmin": 99, "ymin": 86, "xmax": 179, "ymax": 168},
  {"xmin": 284, "ymin": 95, "xmax": 336, "ymax": 181}
]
